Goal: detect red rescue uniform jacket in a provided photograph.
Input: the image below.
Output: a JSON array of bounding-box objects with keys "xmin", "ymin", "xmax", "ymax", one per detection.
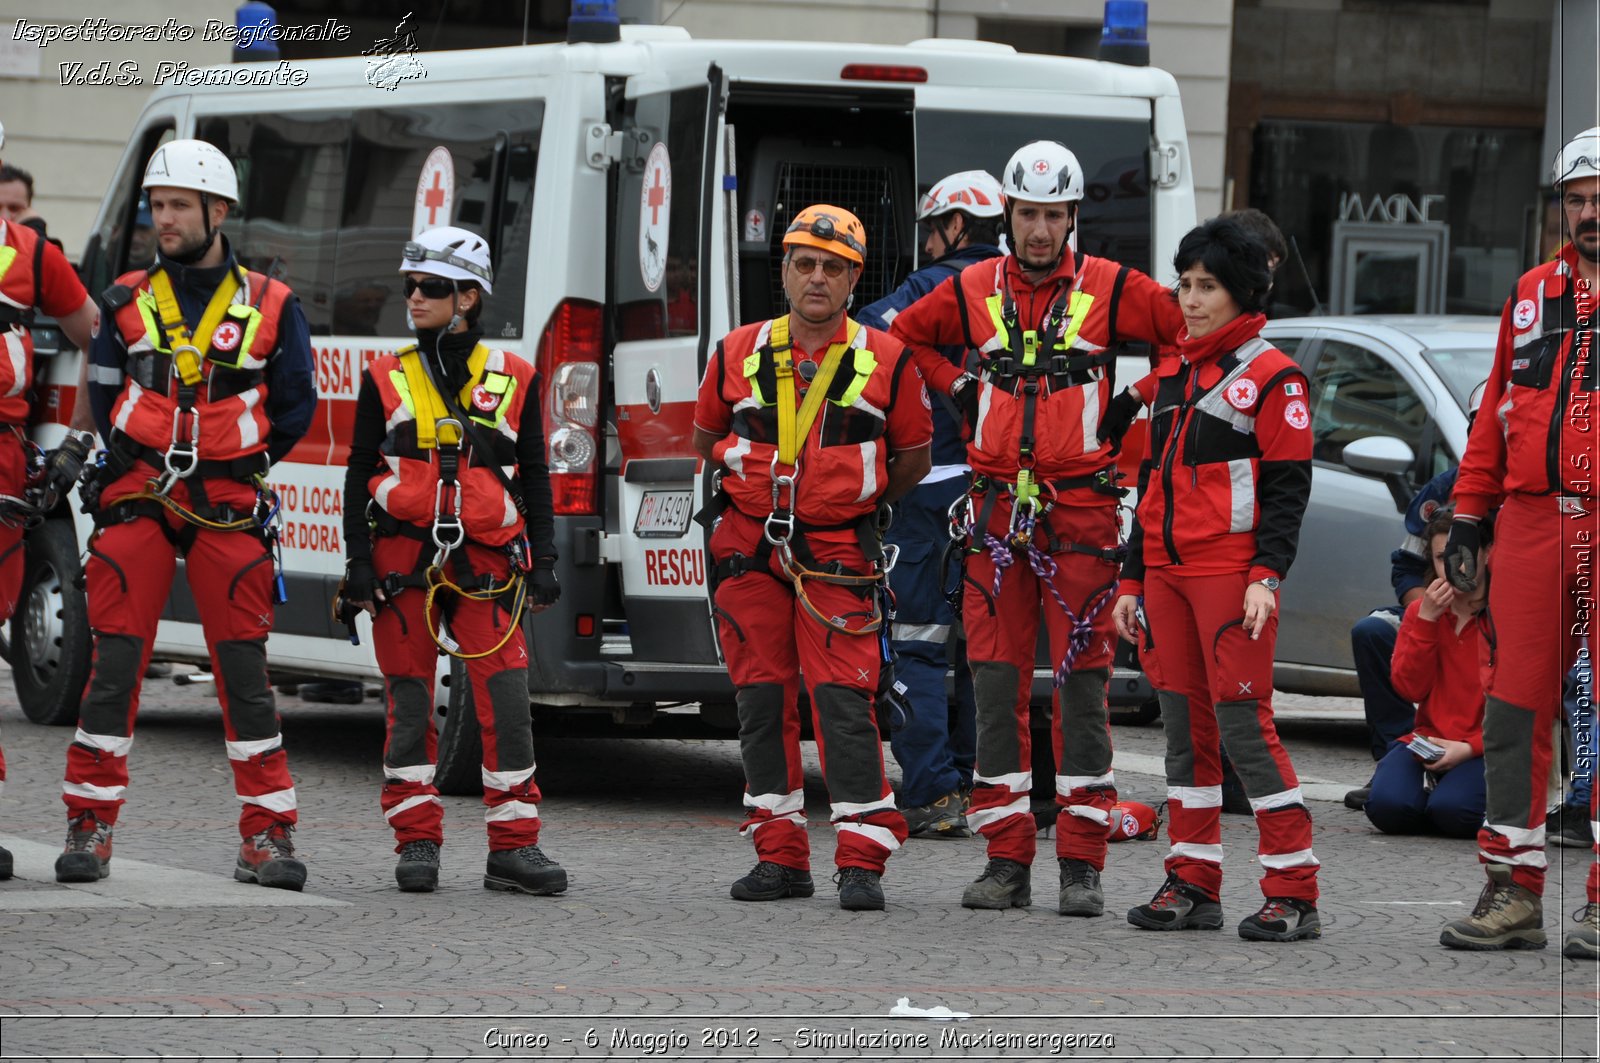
[
  {"xmin": 694, "ymin": 315, "xmax": 932, "ymax": 532},
  {"xmin": 0, "ymin": 218, "xmax": 89, "ymax": 424},
  {"xmin": 1121, "ymin": 313, "xmax": 1313, "ymax": 592},
  {"xmin": 1455, "ymin": 243, "xmax": 1598, "ymax": 518},
  {"xmin": 889, "ymin": 250, "xmax": 1181, "ymax": 491},
  {"xmin": 1389, "ymin": 598, "xmax": 1487, "ymax": 757}
]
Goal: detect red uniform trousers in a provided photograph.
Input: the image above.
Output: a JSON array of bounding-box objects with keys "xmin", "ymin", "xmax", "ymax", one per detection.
[
  {"xmin": 1143, "ymin": 567, "xmax": 1319, "ymax": 902},
  {"xmin": 63, "ymin": 466, "xmax": 295, "ymax": 838},
  {"xmin": 962, "ymin": 497, "xmax": 1120, "ymax": 868},
  {"xmin": 0, "ymin": 431, "xmax": 25, "ymax": 800},
  {"xmin": 1478, "ymin": 493, "xmax": 1600, "ymax": 901},
  {"xmin": 711, "ymin": 508, "xmax": 906, "ymax": 874},
  {"xmin": 370, "ymin": 535, "xmax": 542, "ymax": 852}
]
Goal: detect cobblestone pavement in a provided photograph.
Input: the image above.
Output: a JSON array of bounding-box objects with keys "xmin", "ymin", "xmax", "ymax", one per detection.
[{"xmin": 0, "ymin": 670, "xmax": 1595, "ymax": 1061}]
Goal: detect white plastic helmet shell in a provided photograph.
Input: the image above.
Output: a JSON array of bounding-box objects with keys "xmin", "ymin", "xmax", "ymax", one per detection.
[
  {"xmin": 399, "ymin": 225, "xmax": 494, "ymax": 294},
  {"xmin": 917, "ymin": 170, "xmax": 1004, "ymax": 221},
  {"xmin": 0, "ymin": 117, "xmax": 6, "ymax": 153},
  {"xmin": 142, "ymin": 139, "xmax": 239, "ymax": 203},
  {"xmin": 1552, "ymin": 127, "xmax": 1600, "ymax": 188},
  {"xmin": 1001, "ymin": 141, "xmax": 1084, "ymax": 205}
]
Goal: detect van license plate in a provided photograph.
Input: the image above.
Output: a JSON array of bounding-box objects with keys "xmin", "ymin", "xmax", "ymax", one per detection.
[{"xmin": 634, "ymin": 490, "xmax": 694, "ymax": 539}]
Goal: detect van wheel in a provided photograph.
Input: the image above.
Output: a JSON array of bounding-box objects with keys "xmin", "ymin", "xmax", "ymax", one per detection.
[
  {"xmin": 432, "ymin": 655, "xmax": 484, "ymax": 796},
  {"xmin": 10, "ymin": 518, "xmax": 91, "ymax": 726}
]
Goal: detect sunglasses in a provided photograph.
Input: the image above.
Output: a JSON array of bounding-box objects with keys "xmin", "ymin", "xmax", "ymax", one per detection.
[
  {"xmin": 404, "ymin": 276, "xmax": 457, "ymax": 299},
  {"xmin": 785, "ymin": 214, "xmax": 866, "ymax": 257},
  {"xmin": 789, "ymin": 254, "xmax": 849, "ymax": 278}
]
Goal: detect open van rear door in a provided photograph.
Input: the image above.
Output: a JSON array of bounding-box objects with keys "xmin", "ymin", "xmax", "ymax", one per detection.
[{"xmin": 608, "ymin": 63, "xmax": 730, "ymax": 666}]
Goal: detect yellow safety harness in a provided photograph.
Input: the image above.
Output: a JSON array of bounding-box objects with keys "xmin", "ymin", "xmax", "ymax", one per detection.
[{"xmin": 386, "ymin": 343, "xmax": 528, "ymax": 661}]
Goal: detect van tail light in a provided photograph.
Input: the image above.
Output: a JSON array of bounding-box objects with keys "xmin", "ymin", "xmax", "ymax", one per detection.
[
  {"xmin": 840, "ymin": 64, "xmax": 927, "ymax": 82},
  {"xmin": 536, "ymin": 299, "xmax": 604, "ymax": 515}
]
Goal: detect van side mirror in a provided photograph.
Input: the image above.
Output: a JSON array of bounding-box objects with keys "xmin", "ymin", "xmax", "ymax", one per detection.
[{"xmin": 1342, "ymin": 435, "xmax": 1416, "ymax": 513}]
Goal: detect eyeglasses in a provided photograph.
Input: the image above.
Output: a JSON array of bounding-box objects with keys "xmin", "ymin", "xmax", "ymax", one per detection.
[
  {"xmin": 788, "ymin": 254, "xmax": 849, "ymax": 278},
  {"xmin": 785, "ymin": 214, "xmax": 866, "ymax": 257},
  {"xmin": 403, "ymin": 275, "xmax": 457, "ymax": 299},
  {"xmin": 1563, "ymin": 193, "xmax": 1600, "ymax": 212}
]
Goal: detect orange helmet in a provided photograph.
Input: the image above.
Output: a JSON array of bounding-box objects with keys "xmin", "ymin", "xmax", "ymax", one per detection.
[{"xmin": 782, "ymin": 204, "xmax": 866, "ymax": 265}]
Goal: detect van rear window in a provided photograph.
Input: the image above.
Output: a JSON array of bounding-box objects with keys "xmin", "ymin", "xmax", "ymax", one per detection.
[
  {"xmin": 917, "ymin": 111, "xmax": 1153, "ymax": 276},
  {"xmin": 198, "ymin": 100, "xmax": 542, "ymax": 340}
]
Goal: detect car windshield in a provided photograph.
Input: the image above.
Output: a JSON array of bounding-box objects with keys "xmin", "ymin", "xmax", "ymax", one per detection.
[{"xmin": 1421, "ymin": 346, "xmax": 1496, "ymax": 410}]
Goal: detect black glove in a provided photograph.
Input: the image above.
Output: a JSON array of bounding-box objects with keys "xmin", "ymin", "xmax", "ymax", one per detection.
[
  {"xmin": 1098, "ymin": 388, "xmax": 1143, "ymax": 445},
  {"xmin": 528, "ymin": 559, "xmax": 561, "ymax": 607},
  {"xmin": 42, "ymin": 431, "xmax": 94, "ymax": 509},
  {"xmin": 1442, "ymin": 518, "xmax": 1482, "ymax": 592},
  {"xmin": 950, "ymin": 372, "xmax": 980, "ymax": 426},
  {"xmin": 341, "ymin": 557, "xmax": 378, "ymax": 604}
]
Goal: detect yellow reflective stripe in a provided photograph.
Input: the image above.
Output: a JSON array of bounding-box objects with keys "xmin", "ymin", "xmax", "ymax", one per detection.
[
  {"xmin": 984, "ymin": 294, "xmax": 1009, "ymax": 357},
  {"xmin": 148, "ymin": 268, "xmax": 241, "ymax": 386},
  {"xmin": 1059, "ymin": 289, "xmax": 1094, "ymax": 349},
  {"xmin": 135, "ymin": 290, "xmax": 163, "ymax": 350},
  {"xmin": 837, "ymin": 343, "xmax": 877, "ymax": 407},
  {"xmin": 0, "ymin": 245, "xmax": 15, "ymax": 283},
  {"xmin": 215, "ymin": 304, "xmax": 263, "ymax": 368},
  {"xmin": 472, "ymin": 374, "xmax": 516, "ymax": 429}
]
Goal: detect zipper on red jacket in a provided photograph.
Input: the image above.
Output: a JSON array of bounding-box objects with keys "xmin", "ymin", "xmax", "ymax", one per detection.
[{"xmin": 1158, "ymin": 362, "xmax": 1202, "ymax": 566}]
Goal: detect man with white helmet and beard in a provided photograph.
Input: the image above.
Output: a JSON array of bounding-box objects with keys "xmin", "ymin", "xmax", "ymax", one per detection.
[
  {"xmin": 890, "ymin": 141, "xmax": 1182, "ymax": 915},
  {"xmin": 0, "ymin": 115, "xmax": 98, "ymax": 882},
  {"xmin": 58, "ymin": 139, "xmax": 316, "ymax": 890},
  {"xmin": 856, "ymin": 170, "xmax": 1005, "ymax": 838},
  {"xmin": 1439, "ymin": 126, "xmax": 1600, "ymax": 959}
]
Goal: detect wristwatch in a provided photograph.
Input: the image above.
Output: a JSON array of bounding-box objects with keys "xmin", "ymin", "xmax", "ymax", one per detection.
[{"xmin": 1255, "ymin": 577, "xmax": 1282, "ymax": 591}]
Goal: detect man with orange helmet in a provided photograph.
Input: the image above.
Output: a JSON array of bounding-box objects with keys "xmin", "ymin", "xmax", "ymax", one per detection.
[
  {"xmin": 890, "ymin": 141, "xmax": 1182, "ymax": 916},
  {"xmin": 1439, "ymin": 126, "xmax": 1600, "ymax": 960},
  {"xmin": 57, "ymin": 139, "xmax": 316, "ymax": 890},
  {"xmin": 856, "ymin": 170, "xmax": 1005, "ymax": 838},
  {"xmin": 693, "ymin": 204, "xmax": 932, "ymax": 911},
  {"xmin": 0, "ymin": 115, "xmax": 98, "ymax": 883}
]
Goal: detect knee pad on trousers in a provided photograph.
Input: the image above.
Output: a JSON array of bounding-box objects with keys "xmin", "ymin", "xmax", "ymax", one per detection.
[
  {"xmin": 1216, "ymin": 700, "xmax": 1288, "ymax": 798},
  {"xmin": 1158, "ymin": 690, "xmax": 1195, "ymax": 785},
  {"xmin": 812, "ymin": 683, "xmax": 883, "ymax": 806},
  {"xmin": 83, "ymin": 633, "xmax": 144, "ymax": 732},
  {"xmin": 736, "ymin": 683, "xmax": 789, "ymax": 795},
  {"xmin": 486, "ymin": 668, "xmax": 535, "ymax": 771},
  {"xmin": 214, "ymin": 639, "xmax": 277, "ymax": 741},
  {"xmin": 1057, "ymin": 667, "xmax": 1111, "ymax": 776},
  {"xmin": 971, "ymin": 660, "xmax": 1023, "ymax": 777},
  {"xmin": 1482, "ymin": 694, "xmax": 1539, "ymax": 822},
  {"xmin": 385, "ymin": 676, "xmax": 433, "ymax": 768}
]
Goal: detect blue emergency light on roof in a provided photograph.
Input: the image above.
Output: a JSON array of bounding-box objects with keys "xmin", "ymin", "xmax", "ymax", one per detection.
[
  {"xmin": 569, "ymin": 0, "xmax": 622, "ymax": 44},
  {"xmin": 1098, "ymin": 0, "xmax": 1149, "ymax": 68},
  {"xmin": 233, "ymin": 1, "xmax": 280, "ymax": 62}
]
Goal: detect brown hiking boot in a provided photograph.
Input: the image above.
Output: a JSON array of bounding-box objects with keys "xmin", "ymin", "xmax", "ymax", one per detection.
[
  {"xmin": 1439, "ymin": 864, "xmax": 1545, "ymax": 951},
  {"xmin": 55, "ymin": 814, "xmax": 113, "ymax": 882}
]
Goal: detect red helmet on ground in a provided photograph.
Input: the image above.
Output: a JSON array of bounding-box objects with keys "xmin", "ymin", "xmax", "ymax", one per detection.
[{"xmin": 1106, "ymin": 800, "xmax": 1161, "ymax": 841}]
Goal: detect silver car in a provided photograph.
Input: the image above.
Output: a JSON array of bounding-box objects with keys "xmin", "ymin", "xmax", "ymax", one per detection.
[{"xmin": 1259, "ymin": 314, "xmax": 1498, "ymax": 696}]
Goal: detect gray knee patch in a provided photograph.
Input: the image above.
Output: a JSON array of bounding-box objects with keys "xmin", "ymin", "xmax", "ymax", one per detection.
[
  {"xmin": 812, "ymin": 682, "xmax": 882, "ymax": 805},
  {"xmin": 1482, "ymin": 694, "xmax": 1537, "ymax": 827},
  {"xmin": 83, "ymin": 633, "xmax": 144, "ymax": 734},
  {"xmin": 972, "ymin": 660, "xmax": 1023, "ymax": 778},
  {"xmin": 737, "ymin": 683, "xmax": 789, "ymax": 796},
  {"xmin": 215, "ymin": 639, "xmax": 277, "ymax": 741},
  {"xmin": 1058, "ymin": 667, "xmax": 1111, "ymax": 776},
  {"xmin": 486, "ymin": 669, "xmax": 534, "ymax": 771},
  {"xmin": 1159, "ymin": 691, "xmax": 1194, "ymax": 786},
  {"xmin": 385, "ymin": 676, "xmax": 432, "ymax": 768},
  {"xmin": 1217, "ymin": 700, "xmax": 1288, "ymax": 798}
]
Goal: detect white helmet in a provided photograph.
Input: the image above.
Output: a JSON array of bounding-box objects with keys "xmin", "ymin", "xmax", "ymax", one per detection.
[
  {"xmin": 1553, "ymin": 126, "xmax": 1600, "ymax": 187},
  {"xmin": 917, "ymin": 170, "xmax": 1004, "ymax": 221},
  {"xmin": 0, "ymin": 117, "xmax": 6, "ymax": 153},
  {"xmin": 142, "ymin": 139, "xmax": 238, "ymax": 204},
  {"xmin": 1001, "ymin": 141, "xmax": 1084, "ymax": 205},
  {"xmin": 400, "ymin": 225, "xmax": 494, "ymax": 294}
]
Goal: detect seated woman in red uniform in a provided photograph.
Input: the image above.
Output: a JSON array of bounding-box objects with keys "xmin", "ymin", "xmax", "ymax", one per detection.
[{"xmin": 1365, "ymin": 508, "xmax": 1490, "ymax": 838}]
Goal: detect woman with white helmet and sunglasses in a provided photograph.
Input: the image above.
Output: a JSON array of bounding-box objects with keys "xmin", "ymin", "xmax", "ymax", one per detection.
[{"xmin": 340, "ymin": 225, "xmax": 565, "ymax": 896}]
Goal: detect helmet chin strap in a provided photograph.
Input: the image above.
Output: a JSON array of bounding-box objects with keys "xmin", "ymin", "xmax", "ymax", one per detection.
[{"xmin": 165, "ymin": 192, "xmax": 220, "ymax": 266}]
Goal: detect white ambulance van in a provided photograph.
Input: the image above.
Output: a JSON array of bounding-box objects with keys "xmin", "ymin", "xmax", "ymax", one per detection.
[{"xmin": 18, "ymin": 24, "xmax": 1195, "ymax": 792}]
